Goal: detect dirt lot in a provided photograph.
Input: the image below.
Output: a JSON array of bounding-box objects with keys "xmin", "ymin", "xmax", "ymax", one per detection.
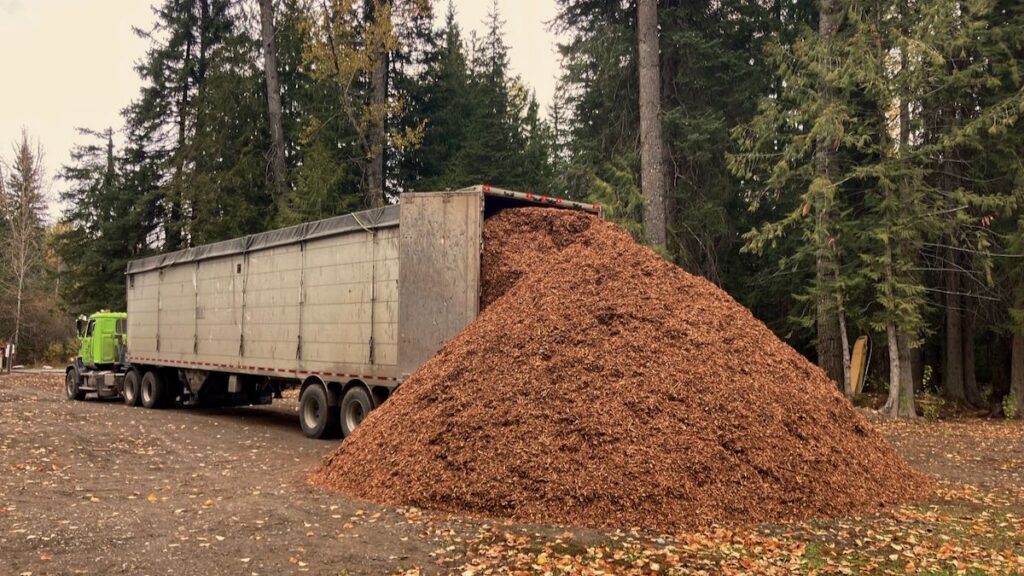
[{"xmin": 2, "ymin": 372, "xmax": 1023, "ymax": 575}]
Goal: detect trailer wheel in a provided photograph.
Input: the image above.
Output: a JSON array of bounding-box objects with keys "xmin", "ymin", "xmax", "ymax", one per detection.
[
  {"xmin": 340, "ymin": 386, "xmax": 373, "ymax": 438},
  {"xmin": 140, "ymin": 371, "xmax": 166, "ymax": 409},
  {"xmin": 65, "ymin": 369, "xmax": 86, "ymax": 401},
  {"xmin": 299, "ymin": 384, "xmax": 339, "ymax": 439},
  {"xmin": 123, "ymin": 370, "xmax": 141, "ymax": 406}
]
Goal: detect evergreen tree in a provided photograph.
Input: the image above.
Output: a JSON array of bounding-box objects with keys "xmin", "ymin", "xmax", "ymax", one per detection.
[
  {"xmin": 0, "ymin": 131, "xmax": 48, "ymax": 366},
  {"xmin": 182, "ymin": 13, "xmax": 276, "ymax": 245},
  {"xmin": 125, "ymin": 0, "xmax": 263, "ymax": 248},
  {"xmin": 304, "ymin": 0, "xmax": 410, "ymax": 208},
  {"xmin": 56, "ymin": 129, "xmax": 138, "ymax": 312},
  {"xmin": 397, "ymin": 1, "xmax": 471, "ymax": 191},
  {"xmin": 555, "ymin": 0, "xmax": 640, "ymax": 225},
  {"xmin": 389, "ymin": 0, "xmax": 440, "ymax": 193},
  {"xmin": 274, "ymin": 0, "xmax": 365, "ymax": 225},
  {"xmin": 451, "ymin": 1, "xmax": 529, "ymax": 188}
]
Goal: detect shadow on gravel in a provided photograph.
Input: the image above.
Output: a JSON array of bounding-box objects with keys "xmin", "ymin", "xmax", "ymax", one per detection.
[{"xmin": 186, "ymin": 404, "xmax": 308, "ymax": 436}]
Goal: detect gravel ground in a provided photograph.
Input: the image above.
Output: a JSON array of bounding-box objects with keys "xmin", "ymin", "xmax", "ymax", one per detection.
[{"xmin": 2, "ymin": 372, "xmax": 1023, "ymax": 575}]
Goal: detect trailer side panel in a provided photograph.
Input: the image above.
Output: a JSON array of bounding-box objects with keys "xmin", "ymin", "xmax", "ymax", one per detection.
[
  {"xmin": 195, "ymin": 255, "xmax": 243, "ymax": 363},
  {"xmin": 126, "ymin": 269, "xmax": 159, "ymax": 357},
  {"xmin": 299, "ymin": 226, "xmax": 400, "ymax": 377},
  {"xmin": 126, "ymin": 206, "xmax": 403, "ymax": 386}
]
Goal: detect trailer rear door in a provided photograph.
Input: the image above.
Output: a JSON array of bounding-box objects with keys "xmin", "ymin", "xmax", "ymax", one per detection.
[{"xmin": 397, "ymin": 191, "xmax": 483, "ymax": 378}]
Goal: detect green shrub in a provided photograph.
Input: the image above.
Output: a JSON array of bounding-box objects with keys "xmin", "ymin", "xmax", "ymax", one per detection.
[
  {"xmin": 922, "ymin": 365, "xmax": 935, "ymax": 393},
  {"xmin": 921, "ymin": 393, "xmax": 944, "ymax": 421},
  {"xmin": 1005, "ymin": 394, "xmax": 1018, "ymax": 421},
  {"xmin": 43, "ymin": 339, "xmax": 77, "ymax": 367}
]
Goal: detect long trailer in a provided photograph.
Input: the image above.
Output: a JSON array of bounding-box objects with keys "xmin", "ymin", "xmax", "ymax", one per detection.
[{"xmin": 102, "ymin": 187, "xmax": 599, "ymax": 438}]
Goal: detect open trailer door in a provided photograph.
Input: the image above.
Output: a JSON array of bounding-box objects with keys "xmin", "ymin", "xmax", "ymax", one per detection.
[
  {"xmin": 396, "ymin": 190, "xmax": 485, "ymax": 379},
  {"xmin": 395, "ymin": 187, "xmax": 601, "ymax": 381}
]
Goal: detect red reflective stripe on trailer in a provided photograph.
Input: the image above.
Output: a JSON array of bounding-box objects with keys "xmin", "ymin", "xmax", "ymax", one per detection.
[{"xmin": 126, "ymin": 358, "xmax": 400, "ymax": 382}]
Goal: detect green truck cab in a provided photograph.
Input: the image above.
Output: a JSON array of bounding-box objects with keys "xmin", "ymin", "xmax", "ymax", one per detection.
[{"xmin": 65, "ymin": 311, "xmax": 128, "ymax": 400}]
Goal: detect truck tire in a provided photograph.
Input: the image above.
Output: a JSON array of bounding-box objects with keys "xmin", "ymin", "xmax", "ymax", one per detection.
[
  {"xmin": 299, "ymin": 384, "xmax": 339, "ymax": 439},
  {"xmin": 140, "ymin": 371, "xmax": 166, "ymax": 409},
  {"xmin": 340, "ymin": 386, "xmax": 373, "ymax": 438},
  {"xmin": 65, "ymin": 369, "xmax": 86, "ymax": 401},
  {"xmin": 123, "ymin": 370, "xmax": 141, "ymax": 406}
]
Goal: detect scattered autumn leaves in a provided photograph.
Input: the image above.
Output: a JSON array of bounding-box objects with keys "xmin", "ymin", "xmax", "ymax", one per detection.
[
  {"xmin": 3, "ymin": 373, "xmax": 1024, "ymax": 574},
  {"xmin": 384, "ymin": 417, "xmax": 1024, "ymax": 575}
]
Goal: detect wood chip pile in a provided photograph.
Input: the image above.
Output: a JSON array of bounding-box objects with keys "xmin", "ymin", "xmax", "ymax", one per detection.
[{"xmin": 311, "ymin": 208, "xmax": 931, "ymax": 530}]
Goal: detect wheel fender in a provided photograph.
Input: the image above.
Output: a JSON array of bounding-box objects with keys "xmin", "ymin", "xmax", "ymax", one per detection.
[{"xmin": 301, "ymin": 377, "xmax": 341, "ymax": 407}]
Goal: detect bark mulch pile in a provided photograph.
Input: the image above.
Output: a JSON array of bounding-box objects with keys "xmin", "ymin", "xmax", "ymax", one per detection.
[{"xmin": 310, "ymin": 207, "xmax": 931, "ymax": 530}]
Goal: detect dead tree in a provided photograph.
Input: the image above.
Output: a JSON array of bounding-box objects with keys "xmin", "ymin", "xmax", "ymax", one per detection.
[{"xmin": 259, "ymin": 0, "xmax": 288, "ymax": 203}]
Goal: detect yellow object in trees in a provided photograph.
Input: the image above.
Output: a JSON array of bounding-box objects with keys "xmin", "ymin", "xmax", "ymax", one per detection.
[{"xmin": 851, "ymin": 336, "xmax": 870, "ymax": 395}]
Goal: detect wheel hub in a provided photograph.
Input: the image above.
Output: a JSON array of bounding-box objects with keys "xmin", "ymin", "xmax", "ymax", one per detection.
[
  {"xmin": 302, "ymin": 398, "xmax": 322, "ymax": 430},
  {"xmin": 345, "ymin": 402, "xmax": 365, "ymax": 432}
]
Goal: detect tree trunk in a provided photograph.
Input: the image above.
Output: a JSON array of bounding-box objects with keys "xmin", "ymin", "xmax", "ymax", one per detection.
[
  {"xmin": 1011, "ymin": 319, "xmax": 1019, "ymax": 414},
  {"xmin": 882, "ymin": 235, "xmax": 916, "ymax": 417},
  {"xmin": 365, "ymin": 0, "xmax": 389, "ymax": 209},
  {"xmin": 944, "ymin": 255, "xmax": 966, "ymax": 402},
  {"xmin": 168, "ymin": 24, "xmax": 193, "ymax": 251},
  {"xmin": 637, "ymin": 0, "xmax": 666, "ymax": 248},
  {"xmin": 962, "ymin": 295, "xmax": 983, "ymax": 406},
  {"xmin": 814, "ymin": 225, "xmax": 845, "ymax": 387},
  {"xmin": 259, "ymin": 0, "xmax": 288, "ymax": 203},
  {"xmin": 1014, "ymin": 309, "xmax": 1024, "ymax": 418},
  {"xmin": 884, "ymin": 320, "xmax": 901, "ymax": 415},
  {"xmin": 896, "ymin": 331, "xmax": 917, "ymax": 417},
  {"xmin": 12, "ymin": 271, "xmax": 23, "ymax": 368},
  {"xmin": 659, "ymin": 37, "xmax": 679, "ymax": 265},
  {"xmin": 991, "ymin": 335, "xmax": 1011, "ymax": 400},
  {"xmin": 811, "ymin": 0, "xmax": 845, "ymax": 388},
  {"xmin": 837, "ymin": 275, "xmax": 852, "ymax": 396}
]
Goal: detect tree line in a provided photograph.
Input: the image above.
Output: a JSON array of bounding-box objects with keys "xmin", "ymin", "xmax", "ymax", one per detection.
[
  {"xmin": 21, "ymin": 0, "xmax": 1024, "ymax": 419},
  {"xmin": 57, "ymin": 0, "xmax": 556, "ymax": 309},
  {"xmin": 0, "ymin": 131, "xmax": 67, "ymax": 366},
  {"xmin": 554, "ymin": 0, "xmax": 1024, "ymax": 418}
]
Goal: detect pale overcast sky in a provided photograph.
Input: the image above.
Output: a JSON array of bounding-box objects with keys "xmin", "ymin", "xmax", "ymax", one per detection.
[{"xmin": 0, "ymin": 0, "xmax": 564, "ymax": 220}]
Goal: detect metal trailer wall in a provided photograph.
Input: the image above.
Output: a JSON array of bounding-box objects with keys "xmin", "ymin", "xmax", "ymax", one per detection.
[
  {"xmin": 126, "ymin": 206, "xmax": 404, "ymax": 388},
  {"xmin": 125, "ymin": 187, "xmax": 602, "ymax": 393}
]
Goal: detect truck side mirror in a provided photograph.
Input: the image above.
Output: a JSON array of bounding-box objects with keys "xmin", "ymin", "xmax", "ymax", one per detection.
[{"xmin": 75, "ymin": 317, "xmax": 86, "ymax": 337}]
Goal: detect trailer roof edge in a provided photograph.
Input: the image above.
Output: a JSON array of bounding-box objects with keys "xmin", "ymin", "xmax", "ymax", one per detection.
[{"xmin": 126, "ymin": 204, "xmax": 401, "ymax": 275}]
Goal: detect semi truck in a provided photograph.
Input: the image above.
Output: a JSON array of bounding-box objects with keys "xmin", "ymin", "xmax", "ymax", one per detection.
[{"xmin": 65, "ymin": 186, "xmax": 600, "ymax": 439}]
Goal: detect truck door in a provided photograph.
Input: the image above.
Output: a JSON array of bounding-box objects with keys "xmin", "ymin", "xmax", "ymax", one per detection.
[
  {"xmin": 96, "ymin": 319, "xmax": 117, "ymax": 365},
  {"xmin": 80, "ymin": 319, "xmax": 96, "ymax": 367}
]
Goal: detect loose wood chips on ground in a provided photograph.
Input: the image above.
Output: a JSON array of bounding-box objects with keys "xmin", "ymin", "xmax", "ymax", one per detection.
[{"xmin": 311, "ymin": 208, "xmax": 931, "ymax": 530}]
